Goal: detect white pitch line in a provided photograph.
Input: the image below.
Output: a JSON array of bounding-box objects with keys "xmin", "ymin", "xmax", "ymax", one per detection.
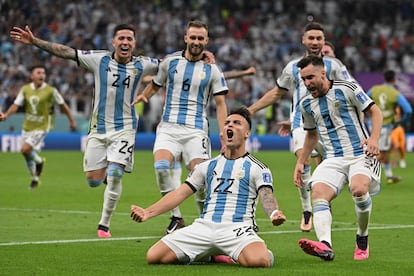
[
  {"xmin": 0, "ymin": 236, "xmax": 160, "ymax": 247},
  {"xmin": 1, "ymin": 224, "xmax": 413, "ymax": 247},
  {"xmin": 0, "ymin": 207, "xmax": 102, "ymax": 215},
  {"xmin": 260, "ymin": 224, "xmax": 414, "ymax": 235},
  {"xmin": 0, "ymin": 207, "xmax": 402, "ymax": 226}
]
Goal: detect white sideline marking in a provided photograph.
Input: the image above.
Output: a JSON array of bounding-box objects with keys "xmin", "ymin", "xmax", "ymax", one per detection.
[
  {"xmin": 0, "ymin": 236, "xmax": 160, "ymax": 246},
  {"xmin": 1, "ymin": 207, "xmax": 413, "ymax": 247},
  {"xmin": 0, "ymin": 207, "xmax": 402, "ymax": 225},
  {"xmin": 0, "ymin": 207, "xmax": 102, "ymax": 215},
  {"xmin": 1, "ymin": 225, "xmax": 413, "ymax": 247}
]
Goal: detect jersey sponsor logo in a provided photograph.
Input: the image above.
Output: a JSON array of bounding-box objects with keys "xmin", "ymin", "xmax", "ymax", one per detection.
[
  {"xmin": 262, "ymin": 172, "xmax": 272, "ymax": 183},
  {"xmin": 82, "ymin": 50, "xmax": 91, "ymax": 55},
  {"xmin": 356, "ymin": 92, "xmax": 369, "ymax": 104},
  {"xmin": 26, "ymin": 114, "xmax": 45, "ymax": 123}
]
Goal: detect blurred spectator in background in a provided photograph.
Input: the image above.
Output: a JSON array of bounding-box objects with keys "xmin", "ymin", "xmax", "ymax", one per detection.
[
  {"xmin": 1, "ymin": 0, "xmax": 414, "ymax": 132},
  {"xmin": 367, "ymin": 70, "xmax": 412, "ymax": 184}
]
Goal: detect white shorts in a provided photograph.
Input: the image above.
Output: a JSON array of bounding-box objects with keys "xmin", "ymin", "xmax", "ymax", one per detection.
[
  {"xmin": 83, "ymin": 129, "xmax": 136, "ymax": 173},
  {"xmin": 154, "ymin": 122, "xmax": 211, "ymax": 166},
  {"xmin": 378, "ymin": 126, "xmax": 392, "ymax": 151},
  {"xmin": 310, "ymin": 155, "xmax": 381, "ymax": 196},
  {"xmin": 161, "ymin": 218, "xmax": 264, "ymax": 264},
  {"xmin": 291, "ymin": 127, "xmax": 324, "ymax": 156},
  {"xmin": 21, "ymin": 130, "xmax": 47, "ymax": 152}
]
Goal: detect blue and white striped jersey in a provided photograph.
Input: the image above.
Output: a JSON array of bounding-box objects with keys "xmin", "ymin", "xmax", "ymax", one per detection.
[
  {"xmin": 153, "ymin": 51, "xmax": 228, "ymax": 132},
  {"xmin": 185, "ymin": 153, "xmax": 273, "ymax": 225},
  {"xmin": 300, "ymin": 80, "xmax": 373, "ymax": 158},
  {"xmin": 76, "ymin": 50, "xmax": 159, "ymax": 134},
  {"xmin": 277, "ymin": 56, "xmax": 354, "ymax": 131}
]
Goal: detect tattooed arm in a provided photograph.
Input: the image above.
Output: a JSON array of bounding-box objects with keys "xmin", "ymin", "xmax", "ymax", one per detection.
[
  {"xmin": 258, "ymin": 186, "xmax": 286, "ymax": 226},
  {"xmin": 10, "ymin": 25, "xmax": 77, "ymax": 61}
]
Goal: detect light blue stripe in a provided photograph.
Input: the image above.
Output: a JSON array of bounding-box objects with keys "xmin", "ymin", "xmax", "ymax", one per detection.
[
  {"xmin": 97, "ymin": 56, "xmax": 110, "ymax": 133},
  {"xmin": 292, "ymin": 63, "xmax": 302, "ymax": 129},
  {"xmin": 163, "ymin": 59, "xmax": 179, "ymax": 122},
  {"xmin": 154, "ymin": 160, "xmax": 170, "ymax": 170},
  {"xmin": 177, "ymin": 62, "xmax": 195, "ymax": 125},
  {"xmin": 201, "ymin": 159, "xmax": 218, "ymax": 219},
  {"xmin": 334, "ymin": 89, "xmax": 363, "ymax": 156},
  {"xmin": 318, "ymin": 96, "xmax": 344, "ymax": 156},
  {"xmin": 324, "ymin": 59, "xmax": 332, "ymax": 80},
  {"xmin": 131, "ymin": 61, "xmax": 143, "ymax": 130},
  {"xmin": 212, "ymin": 159, "xmax": 234, "ymax": 223},
  {"xmin": 114, "ymin": 63, "xmax": 126, "ymax": 131},
  {"xmin": 195, "ymin": 64, "xmax": 210, "ymax": 129},
  {"xmin": 313, "ymin": 202, "xmax": 331, "ymax": 213},
  {"xmin": 232, "ymin": 160, "xmax": 250, "ymax": 222}
]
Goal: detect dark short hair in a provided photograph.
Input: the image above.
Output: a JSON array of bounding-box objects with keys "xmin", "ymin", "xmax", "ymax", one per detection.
[
  {"xmin": 186, "ymin": 20, "xmax": 208, "ymax": 32},
  {"xmin": 325, "ymin": 41, "xmax": 335, "ymax": 51},
  {"xmin": 30, "ymin": 65, "xmax": 46, "ymax": 73},
  {"xmin": 297, "ymin": 55, "xmax": 324, "ymax": 69},
  {"xmin": 113, "ymin": 24, "xmax": 136, "ymax": 37},
  {"xmin": 304, "ymin": 22, "xmax": 324, "ymax": 33},
  {"xmin": 230, "ymin": 106, "xmax": 251, "ymax": 130},
  {"xmin": 384, "ymin": 70, "xmax": 396, "ymax": 82}
]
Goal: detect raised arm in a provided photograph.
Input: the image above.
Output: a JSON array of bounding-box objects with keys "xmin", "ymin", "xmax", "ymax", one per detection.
[
  {"xmin": 248, "ymin": 86, "xmax": 287, "ymax": 115},
  {"xmin": 214, "ymin": 94, "xmax": 228, "ymax": 136},
  {"xmin": 223, "ymin": 66, "xmax": 256, "ymax": 80},
  {"xmin": 10, "ymin": 25, "xmax": 77, "ymax": 61}
]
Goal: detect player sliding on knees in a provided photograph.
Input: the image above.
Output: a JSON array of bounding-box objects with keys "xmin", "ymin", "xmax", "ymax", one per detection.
[{"xmin": 130, "ymin": 107, "xmax": 286, "ymax": 267}]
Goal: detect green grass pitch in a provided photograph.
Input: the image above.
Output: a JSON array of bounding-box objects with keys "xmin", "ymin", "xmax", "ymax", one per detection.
[{"xmin": 1, "ymin": 150, "xmax": 413, "ymax": 275}]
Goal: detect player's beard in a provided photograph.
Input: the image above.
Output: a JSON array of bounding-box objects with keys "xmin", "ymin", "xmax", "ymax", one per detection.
[
  {"xmin": 307, "ymin": 45, "xmax": 322, "ymax": 56},
  {"xmin": 188, "ymin": 44, "xmax": 204, "ymax": 58}
]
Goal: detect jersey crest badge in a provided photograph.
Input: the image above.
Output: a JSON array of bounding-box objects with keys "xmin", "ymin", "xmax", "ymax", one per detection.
[
  {"xmin": 335, "ymin": 101, "xmax": 341, "ymax": 109},
  {"xmin": 236, "ymin": 168, "xmax": 245, "ymax": 179}
]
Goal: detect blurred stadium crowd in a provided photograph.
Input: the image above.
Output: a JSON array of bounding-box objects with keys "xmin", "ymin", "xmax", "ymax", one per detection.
[{"xmin": 1, "ymin": 0, "xmax": 414, "ymax": 132}]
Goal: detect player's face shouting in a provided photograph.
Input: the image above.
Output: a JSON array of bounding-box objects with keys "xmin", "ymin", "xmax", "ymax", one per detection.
[{"xmin": 112, "ymin": 29, "xmax": 136, "ymax": 64}]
